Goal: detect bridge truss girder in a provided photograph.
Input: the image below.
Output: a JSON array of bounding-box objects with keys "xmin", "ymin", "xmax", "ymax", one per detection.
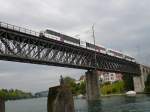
[{"xmin": 0, "ymin": 27, "xmax": 140, "ymax": 75}]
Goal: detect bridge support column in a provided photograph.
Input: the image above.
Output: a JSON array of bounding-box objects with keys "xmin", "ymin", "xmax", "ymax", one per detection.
[
  {"xmin": 133, "ymin": 75, "xmax": 145, "ymax": 93},
  {"xmin": 86, "ymin": 70, "xmax": 100, "ymax": 101},
  {"xmin": 47, "ymin": 85, "xmax": 75, "ymax": 112},
  {"xmin": 0, "ymin": 98, "xmax": 5, "ymax": 112},
  {"xmin": 133, "ymin": 65, "xmax": 149, "ymax": 93}
]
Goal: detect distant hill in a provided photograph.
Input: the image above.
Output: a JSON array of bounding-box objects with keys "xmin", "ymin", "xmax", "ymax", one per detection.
[{"xmin": 34, "ymin": 91, "xmax": 48, "ymax": 97}]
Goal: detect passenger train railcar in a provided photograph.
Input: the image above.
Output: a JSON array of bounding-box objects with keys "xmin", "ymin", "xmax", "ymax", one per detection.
[
  {"xmin": 39, "ymin": 29, "xmax": 136, "ymax": 62},
  {"xmin": 124, "ymin": 55, "xmax": 136, "ymax": 62},
  {"xmin": 106, "ymin": 49, "xmax": 136, "ymax": 62},
  {"xmin": 107, "ymin": 49, "xmax": 124, "ymax": 59},
  {"xmin": 86, "ymin": 42, "xmax": 107, "ymax": 54},
  {"xmin": 40, "ymin": 29, "xmax": 80, "ymax": 46}
]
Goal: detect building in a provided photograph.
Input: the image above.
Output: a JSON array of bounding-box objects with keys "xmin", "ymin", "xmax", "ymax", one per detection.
[
  {"xmin": 78, "ymin": 72, "xmax": 123, "ymax": 84},
  {"xmin": 98, "ymin": 71, "xmax": 123, "ymax": 83}
]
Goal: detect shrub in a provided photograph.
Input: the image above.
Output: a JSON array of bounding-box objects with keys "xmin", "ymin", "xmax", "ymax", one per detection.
[{"xmin": 100, "ymin": 80, "xmax": 125, "ymax": 95}]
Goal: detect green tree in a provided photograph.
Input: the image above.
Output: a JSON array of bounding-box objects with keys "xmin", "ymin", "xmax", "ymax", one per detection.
[
  {"xmin": 79, "ymin": 81, "xmax": 86, "ymax": 95},
  {"xmin": 63, "ymin": 76, "xmax": 86, "ymax": 95},
  {"xmin": 122, "ymin": 74, "xmax": 134, "ymax": 91},
  {"xmin": 63, "ymin": 76, "xmax": 78, "ymax": 95},
  {"xmin": 101, "ymin": 80, "xmax": 125, "ymax": 95},
  {"xmin": 0, "ymin": 89, "xmax": 33, "ymax": 100},
  {"xmin": 64, "ymin": 77, "xmax": 75, "ymax": 85}
]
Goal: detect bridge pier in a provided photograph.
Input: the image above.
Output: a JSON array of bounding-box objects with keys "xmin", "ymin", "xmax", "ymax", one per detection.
[
  {"xmin": 47, "ymin": 85, "xmax": 75, "ymax": 112},
  {"xmin": 0, "ymin": 98, "xmax": 5, "ymax": 112},
  {"xmin": 133, "ymin": 75, "xmax": 145, "ymax": 93},
  {"xmin": 133, "ymin": 65, "xmax": 150, "ymax": 93},
  {"xmin": 86, "ymin": 70, "xmax": 100, "ymax": 101}
]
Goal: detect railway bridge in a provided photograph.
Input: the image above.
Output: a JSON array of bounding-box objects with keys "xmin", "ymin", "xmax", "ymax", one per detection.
[{"xmin": 0, "ymin": 22, "xmax": 148, "ymax": 101}]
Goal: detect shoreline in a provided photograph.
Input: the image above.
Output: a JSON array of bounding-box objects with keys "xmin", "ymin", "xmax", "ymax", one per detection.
[
  {"xmin": 101, "ymin": 93, "xmax": 125, "ymax": 97},
  {"xmin": 101, "ymin": 93, "xmax": 150, "ymax": 97}
]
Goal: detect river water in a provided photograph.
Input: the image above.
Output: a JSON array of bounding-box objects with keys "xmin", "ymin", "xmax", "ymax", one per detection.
[{"xmin": 5, "ymin": 94, "xmax": 150, "ymax": 112}]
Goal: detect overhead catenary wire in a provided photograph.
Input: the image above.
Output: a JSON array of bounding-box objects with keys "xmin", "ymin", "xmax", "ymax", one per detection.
[{"xmin": 92, "ymin": 24, "xmax": 97, "ymax": 69}]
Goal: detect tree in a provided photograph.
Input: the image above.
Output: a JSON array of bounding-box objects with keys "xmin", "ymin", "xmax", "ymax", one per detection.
[
  {"xmin": 64, "ymin": 76, "xmax": 75, "ymax": 85},
  {"xmin": 122, "ymin": 74, "xmax": 134, "ymax": 91},
  {"xmin": 100, "ymin": 80, "xmax": 125, "ymax": 95},
  {"xmin": 63, "ymin": 76, "xmax": 77, "ymax": 95},
  {"xmin": 79, "ymin": 81, "xmax": 86, "ymax": 95},
  {"xmin": 63, "ymin": 76, "xmax": 86, "ymax": 95},
  {"xmin": 0, "ymin": 89, "xmax": 33, "ymax": 100}
]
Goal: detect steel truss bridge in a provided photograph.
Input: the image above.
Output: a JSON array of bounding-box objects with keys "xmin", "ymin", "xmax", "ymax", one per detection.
[{"xmin": 0, "ymin": 22, "xmax": 140, "ymax": 75}]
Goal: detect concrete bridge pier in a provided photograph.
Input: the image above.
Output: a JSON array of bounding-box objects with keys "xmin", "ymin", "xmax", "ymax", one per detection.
[
  {"xmin": 133, "ymin": 64, "xmax": 150, "ymax": 93},
  {"xmin": 0, "ymin": 98, "xmax": 5, "ymax": 112},
  {"xmin": 86, "ymin": 70, "xmax": 100, "ymax": 101},
  {"xmin": 133, "ymin": 75, "xmax": 145, "ymax": 93}
]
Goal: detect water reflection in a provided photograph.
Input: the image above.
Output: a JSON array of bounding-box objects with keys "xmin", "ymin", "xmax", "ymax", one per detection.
[
  {"xmin": 124, "ymin": 96, "xmax": 136, "ymax": 104},
  {"xmin": 145, "ymin": 94, "xmax": 150, "ymax": 97},
  {"xmin": 87, "ymin": 100, "xmax": 102, "ymax": 112},
  {"xmin": 75, "ymin": 95, "xmax": 150, "ymax": 112}
]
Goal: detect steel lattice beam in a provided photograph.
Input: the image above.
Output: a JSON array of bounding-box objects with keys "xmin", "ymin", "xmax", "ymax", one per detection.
[{"xmin": 0, "ymin": 26, "xmax": 140, "ymax": 75}]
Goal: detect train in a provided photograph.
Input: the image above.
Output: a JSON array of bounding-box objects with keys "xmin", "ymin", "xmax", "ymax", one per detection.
[{"xmin": 39, "ymin": 29, "xmax": 136, "ymax": 62}]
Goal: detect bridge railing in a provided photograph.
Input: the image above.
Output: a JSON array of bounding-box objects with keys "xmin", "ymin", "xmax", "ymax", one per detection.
[
  {"xmin": 0, "ymin": 22, "xmax": 39, "ymax": 37},
  {"xmin": 0, "ymin": 21, "xmax": 90, "ymax": 46}
]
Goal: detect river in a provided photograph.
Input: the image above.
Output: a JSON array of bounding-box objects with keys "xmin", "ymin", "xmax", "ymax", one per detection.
[{"xmin": 5, "ymin": 94, "xmax": 150, "ymax": 112}]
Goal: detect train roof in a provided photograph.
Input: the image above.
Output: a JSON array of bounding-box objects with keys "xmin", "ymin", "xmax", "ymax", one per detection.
[
  {"xmin": 107, "ymin": 48, "xmax": 124, "ymax": 54},
  {"xmin": 86, "ymin": 42, "xmax": 106, "ymax": 49},
  {"xmin": 124, "ymin": 54, "xmax": 135, "ymax": 59}
]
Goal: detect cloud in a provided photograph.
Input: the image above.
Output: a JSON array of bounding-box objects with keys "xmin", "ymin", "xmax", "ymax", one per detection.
[
  {"xmin": 0, "ymin": 61, "xmax": 85, "ymax": 92},
  {"xmin": 0, "ymin": 0, "xmax": 150, "ymax": 92}
]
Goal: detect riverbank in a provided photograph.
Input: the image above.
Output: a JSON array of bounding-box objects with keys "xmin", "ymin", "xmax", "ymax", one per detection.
[
  {"xmin": 0, "ymin": 89, "xmax": 34, "ymax": 101},
  {"xmin": 101, "ymin": 92, "xmax": 150, "ymax": 97},
  {"xmin": 101, "ymin": 93, "xmax": 125, "ymax": 97}
]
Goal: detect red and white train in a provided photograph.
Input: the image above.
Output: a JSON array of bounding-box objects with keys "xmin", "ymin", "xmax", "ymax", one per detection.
[{"xmin": 39, "ymin": 29, "xmax": 136, "ymax": 62}]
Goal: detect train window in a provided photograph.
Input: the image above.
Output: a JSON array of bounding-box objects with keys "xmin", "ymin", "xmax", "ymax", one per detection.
[
  {"xmin": 80, "ymin": 41, "xmax": 86, "ymax": 47},
  {"xmin": 60, "ymin": 37, "xmax": 64, "ymax": 42}
]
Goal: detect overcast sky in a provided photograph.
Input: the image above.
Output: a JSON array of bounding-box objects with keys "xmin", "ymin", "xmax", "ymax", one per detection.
[{"xmin": 0, "ymin": 0, "xmax": 150, "ymax": 93}]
